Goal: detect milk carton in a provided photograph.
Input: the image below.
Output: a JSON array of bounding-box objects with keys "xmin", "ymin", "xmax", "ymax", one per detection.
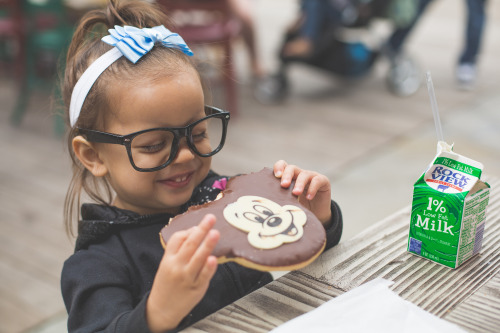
[{"xmin": 408, "ymin": 141, "xmax": 490, "ymax": 268}]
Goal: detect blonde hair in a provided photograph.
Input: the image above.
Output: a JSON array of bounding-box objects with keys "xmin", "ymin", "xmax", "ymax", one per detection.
[{"xmin": 62, "ymin": 0, "xmax": 200, "ymax": 236}]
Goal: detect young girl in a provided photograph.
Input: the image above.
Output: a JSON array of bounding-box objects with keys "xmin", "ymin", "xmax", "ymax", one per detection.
[{"xmin": 61, "ymin": 1, "xmax": 343, "ymax": 332}]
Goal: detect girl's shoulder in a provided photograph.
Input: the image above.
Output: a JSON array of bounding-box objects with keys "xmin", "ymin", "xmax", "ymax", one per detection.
[
  {"xmin": 75, "ymin": 203, "xmax": 170, "ymax": 251},
  {"xmin": 62, "ymin": 231, "xmax": 131, "ymax": 285}
]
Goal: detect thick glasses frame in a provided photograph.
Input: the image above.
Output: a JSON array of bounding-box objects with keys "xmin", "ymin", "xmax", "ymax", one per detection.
[{"xmin": 77, "ymin": 105, "xmax": 230, "ymax": 172}]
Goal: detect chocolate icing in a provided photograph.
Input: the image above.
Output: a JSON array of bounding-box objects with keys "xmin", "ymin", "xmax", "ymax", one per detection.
[{"xmin": 160, "ymin": 168, "xmax": 326, "ymax": 269}]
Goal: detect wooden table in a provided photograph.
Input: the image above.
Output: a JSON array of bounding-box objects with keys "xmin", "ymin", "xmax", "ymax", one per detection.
[{"xmin": 184, "ymin": 176, "xmax": 500, "ymax": 333}]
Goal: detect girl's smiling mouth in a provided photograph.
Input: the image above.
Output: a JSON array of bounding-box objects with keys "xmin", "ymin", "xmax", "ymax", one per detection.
[{"xmin": 159, "ymin": 172, "xmax": 194, "ymax": 188}]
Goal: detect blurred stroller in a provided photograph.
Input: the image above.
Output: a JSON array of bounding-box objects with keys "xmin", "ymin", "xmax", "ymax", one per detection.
[{"xmin": 254, "ymin": 0, "xmax": 422, "ymax": 104}]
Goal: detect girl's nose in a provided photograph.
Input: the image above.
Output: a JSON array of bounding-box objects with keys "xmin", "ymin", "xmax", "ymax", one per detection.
[{"xmin": 172, "ymin": 138, "xmax": 195, "ymax": 163}]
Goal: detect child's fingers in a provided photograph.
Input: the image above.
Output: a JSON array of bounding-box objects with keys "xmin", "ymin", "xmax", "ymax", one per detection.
[
  {"xmin": 280, "ymin": 164, "xmax": 302, "ymax": 188},
  {"xmin": 291, "ymin": 170, "xmax": 313, "ymax": 196},
  {"xmin": 165, "ymin": 229, "xmax": 190, "ymax": 256},
  {"xmin": 188, "ymin": 230, "xmax": 220, "ymax": 280},
  {"xmin": 273, "ymin": 160, "xmax": 288, "ymax": 178},
  {"xmin": 196, "ymin": 255, "xmax": 218, "ymax": 283},
  {"xmin": 307, "ymin": 175, "xmax": 330, "ymax": 200},
  {"xmin": 293, "ymin": 172, "xmax": 330, "ymax": 199},
  {"xmin": 176, "ymin": 214, "xmax": 216, "ymax": 262}
]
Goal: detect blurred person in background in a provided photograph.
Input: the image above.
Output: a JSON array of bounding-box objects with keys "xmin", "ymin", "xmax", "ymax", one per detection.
[
  {"xmin": 281, "ymin": 0, "xmax": 343, "ymax": 59},
  {"xmin": 228, "ymin": 0, "xmax": 264, "ymax": 79},
  {"xmin": 385, "ymin": 0, "xmax": 487, "ymax": 90}
]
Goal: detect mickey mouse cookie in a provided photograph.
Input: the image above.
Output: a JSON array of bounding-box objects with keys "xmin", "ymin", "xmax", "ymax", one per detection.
[{"xmin": 160, "ymin": 168, "xmax": 327, "ymax": 271}]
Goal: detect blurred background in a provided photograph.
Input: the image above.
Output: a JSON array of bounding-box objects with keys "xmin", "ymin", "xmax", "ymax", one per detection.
[{"xmin": 1, "ymin": 0, "xmax": 499, "ymax": 332}]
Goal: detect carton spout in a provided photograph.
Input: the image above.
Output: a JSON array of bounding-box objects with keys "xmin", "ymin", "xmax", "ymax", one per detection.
[{"xmin": 437, "ymin": 141, "xmax": 454, "ymax": 153}]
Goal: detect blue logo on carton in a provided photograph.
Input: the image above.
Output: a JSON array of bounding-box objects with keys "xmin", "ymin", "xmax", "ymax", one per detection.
[{"xmin": 425, "ymin": 166, "xmax": 471, "ymax": 193}]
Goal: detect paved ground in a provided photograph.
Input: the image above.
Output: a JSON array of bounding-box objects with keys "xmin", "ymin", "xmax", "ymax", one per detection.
[{"xmin": 1, "ymin": 0, "xmax": 499, "ymax": 332}]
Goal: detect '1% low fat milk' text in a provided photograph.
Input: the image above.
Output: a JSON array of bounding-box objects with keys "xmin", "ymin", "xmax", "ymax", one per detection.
[{"xmin": 408, "ymin": 142, "xmax": 490, "ymax": 269}]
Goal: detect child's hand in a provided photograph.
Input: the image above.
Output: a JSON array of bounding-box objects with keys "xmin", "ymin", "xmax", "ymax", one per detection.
[
  {"xmin": 273, "ymin": 160, "xmax": 332, "ymax": 227},
  {"xmin": 146, "ymin": 214, "xmax": 220, "ymax": 333}
]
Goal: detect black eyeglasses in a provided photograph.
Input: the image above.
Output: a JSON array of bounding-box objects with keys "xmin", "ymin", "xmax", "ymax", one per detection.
[{"xmin": 78, "ymin": 106, "xmax": 230, "ymax": 172}]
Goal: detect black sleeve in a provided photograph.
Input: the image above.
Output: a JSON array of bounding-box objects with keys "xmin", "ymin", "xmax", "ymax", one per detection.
[
  {"xmin": 61, "ymin": 249, "xmax": 152, "ymax": 333},
  {"xmin": 324, "ymin": 200, "xmax": 343, "ymax": 251}
]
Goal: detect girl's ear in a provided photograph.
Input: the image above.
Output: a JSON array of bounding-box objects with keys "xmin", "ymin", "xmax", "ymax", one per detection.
[{"xmin": 72, "ymin": 136, "xmax": 108, "ymax": 177}]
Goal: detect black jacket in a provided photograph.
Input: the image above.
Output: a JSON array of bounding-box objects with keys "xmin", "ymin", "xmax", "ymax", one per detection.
[{"xmin": 61, "ymin": 171, "xmax": 343, "ymax": 332}]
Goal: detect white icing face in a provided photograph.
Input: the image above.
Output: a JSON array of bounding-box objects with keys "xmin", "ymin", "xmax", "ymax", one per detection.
[{"xmin": 223, "ymin": 195, "xmax": 307, "ymax": 249}]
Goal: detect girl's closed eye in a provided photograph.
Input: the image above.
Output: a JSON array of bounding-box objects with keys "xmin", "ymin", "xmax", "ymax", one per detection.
[
  {"xmin": 139, "ymin": 140, "xmax": 168, "ymax": 154},
  {"xmin": 192, "ymin": 130, "xmax": 209, "ymax": 142},
  {"xmin": 191, "ymin": 120, "xmax": 209, "ymax": 142},
  {"xmin": 133, "ymin": 131, "xmax": 173, "ymax": 154}
]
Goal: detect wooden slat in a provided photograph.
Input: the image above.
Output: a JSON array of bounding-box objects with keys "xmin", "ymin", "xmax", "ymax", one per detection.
[
  {"xmin": 444, "ymin": 273, "xmax": 500, "ymax": 333},
  {"xmin": 187, "ymin": 272, "xmax": 344, "ymax": 332}
]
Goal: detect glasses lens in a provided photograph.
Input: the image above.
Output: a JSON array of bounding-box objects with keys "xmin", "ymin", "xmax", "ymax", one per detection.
[
  {"xmin": 130, "ymin": 130, "xmax": 175, "ymax": 169},
  {"xmin": 190, "ymin": 116, "xmax": 224, "ymax": 156}
]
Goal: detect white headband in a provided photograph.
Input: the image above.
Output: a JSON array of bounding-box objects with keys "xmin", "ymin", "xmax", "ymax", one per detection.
[{"xmin": 69, "ymin": 25, "xmax": 193, "ymax": 127}]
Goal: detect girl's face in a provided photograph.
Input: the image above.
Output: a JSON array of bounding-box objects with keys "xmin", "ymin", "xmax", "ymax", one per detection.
[{"xmin": 95, "ymin": 67, "xmax": 210, "ymax": 215}]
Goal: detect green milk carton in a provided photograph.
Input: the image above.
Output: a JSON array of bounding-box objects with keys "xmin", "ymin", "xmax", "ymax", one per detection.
[{"xmin": 408, "ymin": 141, "xmax": 490, "ymax": 268}]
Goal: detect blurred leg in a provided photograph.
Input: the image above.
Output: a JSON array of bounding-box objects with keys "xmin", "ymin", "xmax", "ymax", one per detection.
[
  {"xmin": 283, "ymin": 0, "xmax": 341, "ymax": 58},
  {"xmin": 227, "ymin": 0, "xmax": 263, "ymax": 77},
  {"xmin": 456, "ymin": 0, "xmax": 486, "ymax": 89},
  {"xmin": 458, "ymin": 0, "xmax": 486, "ymax": 65},
  {"xmin": 387, "ymin": 0, "xmax": 434, "ymax": 54}
]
